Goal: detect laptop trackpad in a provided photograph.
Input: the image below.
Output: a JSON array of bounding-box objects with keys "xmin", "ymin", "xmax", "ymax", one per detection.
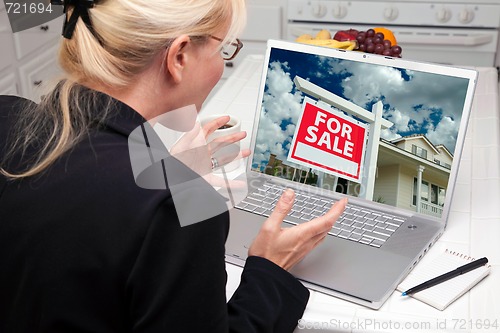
[{"xmin": 290, "ymin": 238, "xmax": 409, "ymax": 302}]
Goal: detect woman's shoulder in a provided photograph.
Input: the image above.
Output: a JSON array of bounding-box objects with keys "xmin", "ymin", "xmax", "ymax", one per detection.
[
  {"xmin": 0, "ymin": 94, "xmax": 30, "ymax": 102},
  {"xmin": 0, "ymin": 95, "xmax": 35, "ymax": 117},
  {"xmin": 0, "ymin": 94, "xmax": 34, "ymax": 106},
  {"xmin": 0, "ymin": 95, "xmax": 35, "ymax": 155}
]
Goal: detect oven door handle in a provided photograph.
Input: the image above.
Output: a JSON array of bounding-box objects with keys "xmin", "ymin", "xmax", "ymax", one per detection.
[{"xmin": 393, "ymin": 33, "xmax": 493, "ymax": 47}]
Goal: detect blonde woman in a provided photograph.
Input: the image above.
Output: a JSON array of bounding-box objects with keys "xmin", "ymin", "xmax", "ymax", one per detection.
[{"xmin": 0, "ymin": 0, "xmax": 346, "ymax": 332}]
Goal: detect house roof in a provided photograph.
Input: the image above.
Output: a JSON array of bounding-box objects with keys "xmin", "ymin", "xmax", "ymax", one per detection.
[
  {"xmin": 390, "ymin": 134, "xmax": 452, "ymax": 156},
  {"xmin": 435, "ymin": 144, "xmax": 454, "ymax": 158},
  {"xmin": 379, "ymin": 139, "xmax": 452, "ymax": 173}
]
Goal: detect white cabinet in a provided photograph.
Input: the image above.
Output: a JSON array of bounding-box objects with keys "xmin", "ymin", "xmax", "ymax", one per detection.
[
  {"xmin": 13, "ymin": 16, "xmax": 63, "ymax": 59},
  {"xmin": 19, "ymin": 44, "xmax": 61, "ymax": 102},
  {"xmin": 0, "ymin": 10, "xmax": 15, "ymax": 73},
  {"xmin": 221, "ymin": 2, "xmax": 283, "ymax": 80},
  {"xmin": 0, "ymin": 73, "xmax": 17, "ymax": 95},
  {"xmin": 1, "ymin": 12, "xmax": 62, "ymax": 102}
]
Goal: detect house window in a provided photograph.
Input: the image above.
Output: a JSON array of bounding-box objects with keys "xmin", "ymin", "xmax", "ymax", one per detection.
[
  {"xmin": 412, "ymin": 144, "xmax": 427, "ymax": 159},
  {"xmin": 438, "ymin": 187, "xmax": 446, "ymax": 206},
  {"xmin": 431, "ymin": 184, "xmax": 438, "ymax": 204},
  {"xmin": 421, "ymin": 180, "xmax": 429, "ymax": 201},
  {"xmin": 336, "ymin": 178, "xmax": 349, "ymax": 194},
  {"xmin": 412, "ymin": 178, "xmax": 417, "ymax": 205},
  {"xmin": 413, "ymin": 178, "xmax": 446, "ymax": 206},
  {"xmin": 434, "ymin": 158, "xmax": 452, "ymax": 169}
]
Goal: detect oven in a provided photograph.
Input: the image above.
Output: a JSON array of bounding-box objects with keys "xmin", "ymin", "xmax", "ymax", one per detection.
[{"xmin": 286, "ymin": 0, "xmax": 500, "ymax": 67}]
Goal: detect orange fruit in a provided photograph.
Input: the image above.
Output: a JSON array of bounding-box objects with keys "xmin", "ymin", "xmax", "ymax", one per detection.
[{"xmin": 374, "ymin": 27, "xmax": 397, "ymax": 46}]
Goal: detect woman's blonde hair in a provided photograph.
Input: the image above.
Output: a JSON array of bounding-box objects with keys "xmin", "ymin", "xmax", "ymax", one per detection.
[{"xmin": 1, "ymin": 0, "xmax": 246, "ymax": 179}]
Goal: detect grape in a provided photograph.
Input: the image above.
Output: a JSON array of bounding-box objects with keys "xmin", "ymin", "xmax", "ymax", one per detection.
[
  {"xmin": 391, "ymin": 45, "xmax": 402, "ymax": 55},
  {"xmin": 374, "ymin": 44, "xmax": 384, "ymax": 54},
  {"xmin": 353, "ymin": 28, "xmax": 403, "ymax": 57}
]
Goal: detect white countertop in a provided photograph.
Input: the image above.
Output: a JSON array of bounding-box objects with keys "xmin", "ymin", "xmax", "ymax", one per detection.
[{"xmin": 202, "ymin": 55, "xmax": 500, "ymax": 332}]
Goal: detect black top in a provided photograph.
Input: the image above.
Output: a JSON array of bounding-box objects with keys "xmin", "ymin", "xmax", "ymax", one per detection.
[{"xmin": 0, "ymin": 93, "xmax": 309, "ymax": 333}]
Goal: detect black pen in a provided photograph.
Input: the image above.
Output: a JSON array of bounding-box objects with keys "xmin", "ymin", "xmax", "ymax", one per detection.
[{"xmin": 402, "ymin": 257, "xmax": 488, "ymax": 296}]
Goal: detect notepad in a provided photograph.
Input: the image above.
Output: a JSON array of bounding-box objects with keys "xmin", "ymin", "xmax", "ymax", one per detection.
[{"xmin": 397, "ymin": 249, "xmax": 491, "ymax": 311}]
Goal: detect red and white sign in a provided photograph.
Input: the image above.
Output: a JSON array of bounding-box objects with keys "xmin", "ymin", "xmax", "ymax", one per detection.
[{"xmin": 287, "ymin": 97, "xmax": 368, "ymax": 183}]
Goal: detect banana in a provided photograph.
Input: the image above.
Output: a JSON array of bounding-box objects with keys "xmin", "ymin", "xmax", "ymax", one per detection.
[
  {"xmin": 296, "ymin": 38, "xmax": 357, "ymax": 51},
  {"xmin": 295, "ymin": 33, "xmax": 314, "ymax": 43},
  {"xmin": 345, "ymin": 41, "xmax": 357, "ymax": 51}
]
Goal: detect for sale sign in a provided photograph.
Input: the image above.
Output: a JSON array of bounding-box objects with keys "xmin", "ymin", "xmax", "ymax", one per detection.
[{"xmin": 287, "ymin": 97, "xmax": 368, "ymax": 183}]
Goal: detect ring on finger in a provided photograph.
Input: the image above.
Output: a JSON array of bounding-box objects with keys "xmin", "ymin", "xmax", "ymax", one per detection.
[{"xmin": 211, "ymin": 157, "xmax": 219, "ymax": 169}]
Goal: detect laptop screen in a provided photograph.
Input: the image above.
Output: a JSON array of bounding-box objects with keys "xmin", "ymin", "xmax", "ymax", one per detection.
[{"xmin": 250, "ymin": 41, "xmax": 476, "ymax": 220}]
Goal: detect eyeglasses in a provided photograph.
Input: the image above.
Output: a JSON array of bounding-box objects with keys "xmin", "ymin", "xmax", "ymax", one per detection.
[{"xmin": 210, "ymin": 36, "xmax": 243, "ymax": 61}]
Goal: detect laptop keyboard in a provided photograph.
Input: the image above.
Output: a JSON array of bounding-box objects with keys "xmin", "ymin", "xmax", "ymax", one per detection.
[{"xmin": 235, "ymin": 182, "xmax": 406, "ymax": 248}]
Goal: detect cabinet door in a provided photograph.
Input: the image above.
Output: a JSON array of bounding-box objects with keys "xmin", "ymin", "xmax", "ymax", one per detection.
[
  {"xmin": 19, "ymin": 45, "xmax": 62, "ymax": 102},
  {"xmin": 0, "ymin": 73, "xmax": 17, "ymax": 95},
  {"xmin": 13, "ymin": 15, "xmax": 64, "ymax": 59},
  {"xmin": 0, "ymin": 9, "xmax": 15, "ymax": 72},
  {"xmin": 221, "ymin": 4, "xmax": 281, "ymax": 80},
  {"xmin": 242, "ymin": 4, "xmax": 282, "ymax": 41}
]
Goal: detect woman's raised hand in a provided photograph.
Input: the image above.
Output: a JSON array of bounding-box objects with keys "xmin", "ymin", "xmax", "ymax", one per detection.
[{"xmin": 249, "ymin": 189, "xmax": 348, "ymax": 271}]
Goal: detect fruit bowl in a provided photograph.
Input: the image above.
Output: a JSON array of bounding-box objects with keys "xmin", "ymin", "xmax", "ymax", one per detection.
[{"xmin": 296, "ymin": 27, "xmax": 403, "ymax": 58}]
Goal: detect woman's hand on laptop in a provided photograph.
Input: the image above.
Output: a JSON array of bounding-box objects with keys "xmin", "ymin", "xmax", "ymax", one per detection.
[{"xmin": 248, "ymin": 189, "xmax": 348, "ymax": 271}]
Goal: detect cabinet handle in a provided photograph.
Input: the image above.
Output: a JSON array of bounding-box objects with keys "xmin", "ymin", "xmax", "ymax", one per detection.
[
  {"xmin": 34, "ymin": 80, "xmax": 43, "ymax": 86},
  {"xmin": 40, "ymin": 25, "xmax": 49, "ymax": 32}
]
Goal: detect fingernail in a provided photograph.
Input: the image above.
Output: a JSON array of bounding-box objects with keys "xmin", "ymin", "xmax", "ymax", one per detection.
[{"xmin": 282, "ymin": 189, "xmax": 294, "ymax": 203}]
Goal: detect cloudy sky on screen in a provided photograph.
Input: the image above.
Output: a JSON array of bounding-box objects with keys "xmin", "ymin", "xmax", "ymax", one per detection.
[{"xmin": 251, "ymin": 48, "xmax": 470, "ymax": 171}]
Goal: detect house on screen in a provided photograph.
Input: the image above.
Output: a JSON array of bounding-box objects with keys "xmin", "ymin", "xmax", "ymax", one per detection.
[
  {"xmin": 372, "ymin": 135, "xmax": 452, "ymax": 218},
  {"xmin": 329, "ymin": 134, "xmax": 451, "ymax": 218}
]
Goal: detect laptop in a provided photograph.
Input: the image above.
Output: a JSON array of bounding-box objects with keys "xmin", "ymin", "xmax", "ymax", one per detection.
[{"xmin": 224, "ymin": 39, "xmax": 478, "ymax": 309}]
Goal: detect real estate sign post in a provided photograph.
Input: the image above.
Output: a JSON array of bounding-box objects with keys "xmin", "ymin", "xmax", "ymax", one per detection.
[{"xmin": 292, "ymin": 76, "xmax": 393, "ymax": 200}]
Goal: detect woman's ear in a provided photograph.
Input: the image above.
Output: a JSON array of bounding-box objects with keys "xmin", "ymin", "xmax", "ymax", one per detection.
[{"xmin": 165, "ymin": 35, "xmax": 191, "ymax": 84}]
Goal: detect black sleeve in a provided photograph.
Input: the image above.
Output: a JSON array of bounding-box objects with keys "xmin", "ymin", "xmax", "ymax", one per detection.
[
  {"xmin": 126, "ymin": 199, "xmax": 309, "ymax": 333},
  {"xmin": 126, "ymin": 194, "xmax": 232, "ymax": 333},
  {"xmin": 227, "ymin": 256, "xmax": 310, "ymax": 333}
]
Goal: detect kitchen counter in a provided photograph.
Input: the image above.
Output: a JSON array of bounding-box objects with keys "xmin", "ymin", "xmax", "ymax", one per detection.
[{"xmin": 202, "ymin": 54, "xmax": 500, "ymax": 332}]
